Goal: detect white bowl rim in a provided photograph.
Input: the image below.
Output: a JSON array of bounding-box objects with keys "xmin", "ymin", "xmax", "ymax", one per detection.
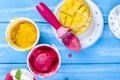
[{"xmin": 53, "ymin": 0, "xmax": 104, "ymax": 49}]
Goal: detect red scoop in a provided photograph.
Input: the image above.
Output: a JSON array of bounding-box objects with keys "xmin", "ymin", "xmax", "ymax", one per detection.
[
  {"xmin": 33, "ymin": 53, "xmax": 52, "ymax": 72},
  {"xmin": 36, "ymin": 2, "xmax": 81, "ymax": 52},
  {"xmin": 5, "ymin": 72, "xmax": 13, "ymax": 80}
]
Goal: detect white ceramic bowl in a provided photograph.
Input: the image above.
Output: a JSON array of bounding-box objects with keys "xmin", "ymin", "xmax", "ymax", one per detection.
[
  {"xmin": 108, "ymin": 5, "xmax": 120, "ymax": 39},
  {"xmin": 54, "ymin": 0, "xmax": 93, "ymax": 34},
  {"xmin": 6, "ymin": 17, "xmax": 40, "ymax": 51},
  {"xmin": 27, "ymin": 44, "xmax": 61, "ymax": 78},
  {"xmin": 54, "ymin": 0, "xmax": 104, "ymax": 49}
]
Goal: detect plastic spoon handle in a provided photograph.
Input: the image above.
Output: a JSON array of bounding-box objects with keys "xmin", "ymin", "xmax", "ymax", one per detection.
[{"xmin": 36, "ymin": 2, "xmax": 62, "ymax": 30}]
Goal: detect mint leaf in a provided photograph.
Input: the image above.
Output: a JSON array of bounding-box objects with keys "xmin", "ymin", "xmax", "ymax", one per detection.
[{"xmin": 15, "ymin": 69, "xmax": 21, "ymax": 80}]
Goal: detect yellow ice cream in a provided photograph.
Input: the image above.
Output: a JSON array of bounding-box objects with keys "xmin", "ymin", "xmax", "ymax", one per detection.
[
  {"xmin": 10, "ymin": 22, "xmax": 37, "ymax": 49},
  {"xmin": 59, "ymin": 0, "xmax": 92, "ymax": 35}
]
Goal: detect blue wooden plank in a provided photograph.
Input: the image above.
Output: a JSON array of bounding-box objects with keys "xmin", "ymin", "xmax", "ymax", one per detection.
[
  {"xmin": 0, "ymin": 0, "xmax": 120, "ymax": 80},
  {"xmin": 0, "ymin": 64, "xmax": 120, "ymax": 80},
  {"xmin": 93, "ymin": 0, "xmax": 120, "ymax": 23},
  {"xmin": 0, "ymin": 0, "xmax": 119, "ymax": 22},
  {"xmin": 0, "ymin": 0, "xmax": 61, "ymax": 22},
  {"xmin": 1, "ymin": 23, "xmax": 120, "ymax": 63}
]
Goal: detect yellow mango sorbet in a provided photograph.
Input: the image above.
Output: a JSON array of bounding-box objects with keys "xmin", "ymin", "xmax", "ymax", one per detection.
[
  {"xmin": 10, "ymin": 22, "xmax": 37, "ymax": 49},
  {"xmin": 59, "ymin": 0, "xmax": 92, "ymax": 35}
]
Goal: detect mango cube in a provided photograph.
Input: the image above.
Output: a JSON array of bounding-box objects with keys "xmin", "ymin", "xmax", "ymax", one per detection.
[
  {"xmin": 67, "ymin": 9, "xmax": 76, "ymax": 16},
  {"xmin": 65, "ymin": 16, "xmax": 73, "ymax": 27},
  {"xmin": 78, "ymin": 5, "xmax": 87, "ymax": 14},
  {"xmin": 59, "ymin": 0, "xmax": 92, "ymax": 35},
  {"xmin": 59, "ymin": 12, "xmax": 67, "ymax": 25}
]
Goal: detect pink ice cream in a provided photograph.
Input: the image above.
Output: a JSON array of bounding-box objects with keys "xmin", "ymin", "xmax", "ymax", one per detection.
[
  {"xmin": 28, "ymin": 45, "xmax": 60, "ymax": 78},
  {"xmin": 5, "ymin": 72, "xmax": 13, "ymax": 80}
]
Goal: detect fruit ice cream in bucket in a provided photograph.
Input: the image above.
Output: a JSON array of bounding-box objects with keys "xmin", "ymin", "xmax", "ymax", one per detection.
[
  {"xmin": 27, "ymin": 44, "xmax": 61, "ymax": 78},
  {"xmin": 6, "ymin": 17, "xmax": 40, "ymax": 51},
  {"xmin": 5, "ymin": 69, "xmax": 36, "ymax": 80},
  {"xmin": 58, "ymin": 0, "xmax": 92, "ymax": 35}
]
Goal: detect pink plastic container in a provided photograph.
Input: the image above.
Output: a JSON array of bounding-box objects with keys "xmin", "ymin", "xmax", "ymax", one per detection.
[{"xmin": 27, "ymin": 44, "xmax": 61, "ymax": 78}]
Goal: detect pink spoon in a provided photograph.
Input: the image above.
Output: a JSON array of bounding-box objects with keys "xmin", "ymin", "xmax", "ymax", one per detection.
[{"xmin": 36, "ymin": 2, "xmax": 81, "ymax": 52}]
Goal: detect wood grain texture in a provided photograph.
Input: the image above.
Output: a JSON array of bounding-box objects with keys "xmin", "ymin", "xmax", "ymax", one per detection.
[
  {"xmin": 93, "ymin": 0, "xmax": 120, "ymax": 23},
  {"xmin": 0, "ymin": 64, "xmax": 120, "ymax": 80},
  {"xmin": 0, "ymin": 23, "xmax": 120, "ymax": 63},
  {"xmin": 0, "ymin": 0, "xmax": 120, "ymax": 79},
  {"xmin": 0, "ymin": 0, "xmax": 119, "ymax": 23},
  {"xmin": 0, "ymin": 0, "xmax": 60, "ymax": 22}
]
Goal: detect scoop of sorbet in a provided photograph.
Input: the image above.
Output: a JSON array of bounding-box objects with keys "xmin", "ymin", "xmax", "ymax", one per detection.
[
  {"xmin": 5, "ymin": 72, "xmax": 13, "ymax": 80},
  {"xmin": 33, "ymin": 53, "xmax": 53, "ymax": 72}
]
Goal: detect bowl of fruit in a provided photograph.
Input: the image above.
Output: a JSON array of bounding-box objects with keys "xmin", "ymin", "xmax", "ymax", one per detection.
[{"xmin": 54, "ymin": 0, "xmax": 104, "ymax": 49}]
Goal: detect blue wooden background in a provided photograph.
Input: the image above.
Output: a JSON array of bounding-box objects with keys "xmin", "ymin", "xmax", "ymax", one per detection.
[{"xmin": 0, "ymin": 0, "xmax": 120, "ymax": 80}]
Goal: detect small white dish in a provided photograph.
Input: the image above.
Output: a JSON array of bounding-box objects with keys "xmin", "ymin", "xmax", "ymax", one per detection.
[
  {"xmin": 54, "ymin": 0, "xmax": 104, "ymax": 49},
  {"xmin": 108, "ymin": 5, "xmax": 120, "ymax": 39}
]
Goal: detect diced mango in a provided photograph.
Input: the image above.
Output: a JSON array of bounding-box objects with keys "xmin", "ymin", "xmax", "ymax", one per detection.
[
  {"xmin": 65, "ymin": 16, "xmax": 73, "ymax": 27},
  {"xmin": 78, "ymin": 5, "xmax": 87, "ymax": 14},
  {"xmin": 79, "ymin": 15, "xmax": 87, "ymax": 23},
  {"xmin": 66, "ymin": 0, "xmax": 74, "ymax": 7},
  {"xmin": 59, "ymin": 12, "xmax": 67, "ymax": 25},
  {"xmin": 73, "ymin": 13, "xmax": 87, "ymax": 26},
  {"xmin": 67, "ymin": 9, "xmax": 76, "ymax": 16},
  {"xmin": 71, "ymin": 21, "xmax": 79, "ymax": 28},
  {"xmin": 82, "ymin": 7, "xmax": 90, "ymax": 17},
  {"xmin": 74, "ymin": 14, "xmax": 81, "ymax": 21},
  {"xmin": 59, "ymin": 0, "xmax": 92, "ymax": 35},
  {"xmin": 84, "ymin": 21, "xmax": 90, "ymax": 27},
  {"xmin": 72, "ymin": 1, "xmax": 81, "ymax": 10},
  {"xmin": 60, "ymin": 3, "xmax": 69, "ymax": 13},
  {"xmin": 88, "ymin": 16, "xmax": 92, "ymax": 22},
  {"xmin": 72, "ymin": 0, "xmax": 84, "ymax": 10}
]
